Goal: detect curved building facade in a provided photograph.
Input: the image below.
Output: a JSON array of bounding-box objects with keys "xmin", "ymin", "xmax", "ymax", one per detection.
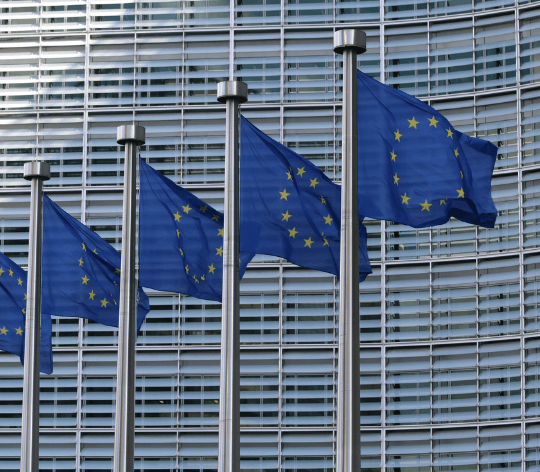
[{"xmin": 0, "ymin": 0, "xmax": 538, "ymax": 470}]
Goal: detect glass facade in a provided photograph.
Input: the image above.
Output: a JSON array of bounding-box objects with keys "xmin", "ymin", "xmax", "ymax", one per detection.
[{"xmin": 0, "ymin": 0, "xmax": 539, "ymax": 470}]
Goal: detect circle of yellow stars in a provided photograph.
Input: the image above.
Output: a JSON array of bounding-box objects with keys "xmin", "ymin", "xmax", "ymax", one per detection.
[
  {"xmin": 0, "ymin": 266, "xmax": 26, "ymax": 339},
  {"xmin": 279, "ymin": 165, "xmax": 334, "ymax": 248},
  {"xmin": 392, "ymin": 114, "xmax": 465, "ymax": 212},
  {"xmin": 79, "ymin": 243, "xmax": 119, "ymax": 309},
  {"xmin": 172, "ymin": 202, "xmax": 224, "ymax": 285}
]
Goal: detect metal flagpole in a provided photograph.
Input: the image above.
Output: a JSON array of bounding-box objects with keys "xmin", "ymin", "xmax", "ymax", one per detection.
[
  {"xmin": 20, "ymin": 161, "xmax": 50, "ymax": 472},
  {"xmin": 114, "ymin": 125, "xmax": 145, "ymax": 472},
  {"xmin": 216, "ymin": 80, "xmax": 248, "ymax": 472},
  {"xmin": 333, "ymin": 29, "xmax": 366, "ymax": 472}
]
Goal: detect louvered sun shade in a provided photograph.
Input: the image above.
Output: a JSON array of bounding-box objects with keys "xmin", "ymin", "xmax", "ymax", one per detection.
[
  {"xmin": 429, "ymin": 20, "xmax": 474, "ymax": 96},
  {"xmin": 475, "ymin": 13, "xmax": 517, "ymax": 90},
  {"xmin": 235, "ymin": 0, "xmax": 281, "ymax": 26},
  {"xmin": 385, "ymin": 24, "xmax": 429, "ymax": 96},
  {"xmin": 520, "ymin": 6, "xmax": 540, "ymax": 85},
  {"xmin": 135, "ymin": 35, "xmax": 183, "ymax": 107},
  {"xmin": 234, "ymin": 31, "xmax": 281, "ymax": 103},
  {"xmin": 385, "ymin": 341, "xmax": 523, "ymax": 426},
  {"xmin": 522, "ymin": 87, "xmax": 540, "ymax": 167},
  {"xmin": 184, "ymin": 33, "xmax": 229, "ymax": 105},
  {"xmin": 284, "ymin": 30, "xmax": 334, "ymax": 103}
]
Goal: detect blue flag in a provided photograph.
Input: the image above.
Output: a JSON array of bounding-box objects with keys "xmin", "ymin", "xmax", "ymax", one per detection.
[
  {"xmin": 240, "ymin": 116, "xmax": 372, "ymax": 281},
  {"xmin": 41, "ymin": 195, "xmax": 150, "ymax": 331},
  {"xmin": 139, "ymin": 159, "xmax": 254, "ymax": 302},
  {"xmin": 0, "ymin": 252, "xmax": 53, "ymax": 374},
  {"xmin": 357, "ymin": 70, "xmax": 498, "ymax": 228}
]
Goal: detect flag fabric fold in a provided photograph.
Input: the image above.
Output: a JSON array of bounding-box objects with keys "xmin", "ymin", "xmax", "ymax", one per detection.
[
  {"xmin": 41, "ymin": 195, "xmax": 150, "ymax": 332},
  {"xmin": 0, "ymin": 252, "xmax": 53, "ymax": 374},
  {"xmin": 357, "ymin": 69, "xmax": 498, "ymax": 229},
  {"xmin": 240, "ymin": 116, "xmax": 372, "ymax": 281},
  {"xmin": 139, "ymin": 159, "xmax": 254, "ymax": 302}
]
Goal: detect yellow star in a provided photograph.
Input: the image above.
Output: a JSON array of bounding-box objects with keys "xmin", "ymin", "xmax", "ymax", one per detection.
[
  {"xmin": 192, "ymin": 275, "xmax": 199, "ymax": 283},
  {"xmin": 208, "ymin": 263, "xmax": 216, "ymax": 274},
  {"xmin": 286, "ymin": 170, "xmax": 292, "ymax": 180},
  {"xmin": 218, "ymin": 228, "xmax": 224, "ymax": 237},
  {"xmin": 282, "ymin": 210, "xmax": 292, "ymax": 222},
  {"xmin": 22, "ymin": 308, "xmax": 25, "ymax": 314},
  {"xmin": 304, "ymin": 237, "xmax": 314, "ymax": 248},
  {"xmin": 174, "ymin": 211, "xmax": 181, "ymax": 221},
  {"xmin": 457, "ymin": 187, "xmax": 465, "ymax": 198},
  {"xmin": 401, "ymin": 193, "xmax": 410, "ymax": 205},
  {"xmin": 323, "ymin": 236, "xmax": 329, "ymax": 246},
  {"xmin": 440, "ymin": 199, "xmax": 447, "ymax": 205},
  {"xmin": 454, "ymin": 148, "xmax": 459, "ymax": 157},
  {"xmin": 79, "ymin": 258, "xmax": 84, "ymax": 267},
  {"xmin": 199, "ymin": 205, "xmax": 208, "ymax": 213},
  {"xmin": 201, "ymin": 275, "xmax": 205, "ymax": 281},
  {"xmin": 279, "ymin": 188, "xmax": 290, "ymax": 201},
  {"xmin": 8, "ymin": 269, "xmax": 13, "ymax": 277},
  {"xmin": 82, "ymin": 275, "xmax": 89, "ymax": 285},
  {"xmin": 182, "ymin": 204, "xmax": 192, "ymax": 214},
  {"xmin": 408, "ymin": 117, "xmax": 419, "ymax": 129},
  {"xmin": 114, "ymin": 299, "xmax": 117, "ymax": 306},
  {"xmin": 0, "ymin": 326, "xmax": 7, "ymax": 335},
  {"xmin": 89, "ymin": 290, "xmax": 95, "ymax": 300},
  {"xmin": 0, "ymin": 267, "xmax": 4, "ymax": 276},
  {"xmin": 16, "ymin": 327, "xmax": 22, "ymax": 336},
  {"xmin": 101, "ymin": 298, "xmax": 108, "ymax": 308},
  {"xmin": 310, "ymin": 178, "xmax": 319, "ymax": 188},
  {"xmin": 446, "ymin": 128, "xmax": 453, "ymax": 138},
  {"xmin": 82, "ymin": 243, "xmax": 86, "ymax": 251},
  {"xmin": 393, "ymin": 173, "xmax": 399, "ymax": 185},
  {"xmin": 212, "ymin": 214, "xmax": 221, "ymax": 221},
  {"xmin": 420, "ymin": 200, "xmax": 432, "ymax": 211},
  {"xmin": 394, "ymin": 129, "xmax": 402, "ymax": 142},
  {"xmin": 216, "ymin": 246, "xmax": 224, "ymax": 257},
  {"xmin": 17, "ymin": 277, "xmax": 22, "ymax": 286},
  {"xmin": 391, "ymin": 150, "xmax": 397, "ymax": 161},
  {"xmin": 185, "ymin": 265, "xmax": 189, "ymax": 274},
  {"xmin": 289, "ymin": 227, "xmax": 298, "ymax": 238},
  {"xmin": 460, "ymin": 171, "xmax": 463, "ymax": 179},
  {"xmin": 24, "ymin": 293, "xmax": 27, "ymax": 300},
  {"xmin": 320, "ymin": 196, "xmax": 326, "ymax": 205},
  {"xmin": 115, "ymin": 268, "xmax": 121, "ymax": 275},
  {"xmin": 297, "ymin": 167, "xmax": 306, "ymax": 177},
  {"xmin": 324, "ymin": 214, "xmax": 333, "ymax": 225},
  {"xmin": 92, "ymin": 248, "xmax": 98, "ymax": 255},
  {"xmin": 179, "ymin": 248, "xmax": 184, "ymax": 256},
  {"xmin": 176, "ymin": 229, "xmax": 180, "ymax": 238},
  {"xmin": 428, "ymin": 116, "xmax": 439, "ymax": 127}
]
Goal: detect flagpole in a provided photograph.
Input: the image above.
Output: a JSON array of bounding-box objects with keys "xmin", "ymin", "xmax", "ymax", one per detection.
[
  {"xmin": 216, "ymin": 80, "xmax": 248, "ymax": 472},
  {"xmin": 114, "ymin": 125, "xmax": 145, "ymax": 472},
  {"xmin": 20, "ymin": 161, "xmax": 50, "ymax": 472},
  {"xmin": 333, "ymin": 29, "xmax": 366, "ymax": 472}
]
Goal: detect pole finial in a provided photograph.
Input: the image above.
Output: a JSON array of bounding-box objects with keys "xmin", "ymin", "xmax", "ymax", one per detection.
[
  {"xmin": 23, "ymin": 161, "xmax": 50, "ymax": 181},
  {"xmin": 117, "ymin": 125, "xmax": 146, "ymax": 146},
  {"xmin": 333, "ymin": 29, "xmax": 367, "ymax": 55},
  {"xmin": 217, "ymin": 81, "xmax": 248, "ymax": 104}
]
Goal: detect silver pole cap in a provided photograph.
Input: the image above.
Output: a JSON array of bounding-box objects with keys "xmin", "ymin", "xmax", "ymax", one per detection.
[
  {"xmin": 217, "ymin": 81, "xmax": 248, "ymax": 104},
  {"xmin": 333, "ymin": 29, "xmax": 367, "ymax": 55},
  {"xmin": 117, "ymin": 125, "xmax": 146, "ymax": 145},
  {"xmin": 23, "ymin": 161, "xmax": 51, "ymax": 181}
]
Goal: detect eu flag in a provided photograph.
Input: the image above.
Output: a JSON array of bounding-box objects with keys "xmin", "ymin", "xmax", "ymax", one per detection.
[
  {"xmin": 139, "ymin": 159, "xmax": 254, "ymax": 302},
  {"xmin": 0, "ymin": 252, "xmax": 53, "ymax": 374},
  {"xmin": 240, "ymin": 116, "xmax": 372, "ymax": 281},
  {"xmin": 41, "ymin": 195, "xmax": 150, "ymax": 331},
  {"xmin": 357, "ymin": 70, "xmax": 498, "ymax": 228}
]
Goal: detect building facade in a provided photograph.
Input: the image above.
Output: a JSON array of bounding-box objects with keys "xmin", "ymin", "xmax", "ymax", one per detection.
[{"xmin": 0, "ymin": 0, "xmax": 538, "ymax": 470}]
